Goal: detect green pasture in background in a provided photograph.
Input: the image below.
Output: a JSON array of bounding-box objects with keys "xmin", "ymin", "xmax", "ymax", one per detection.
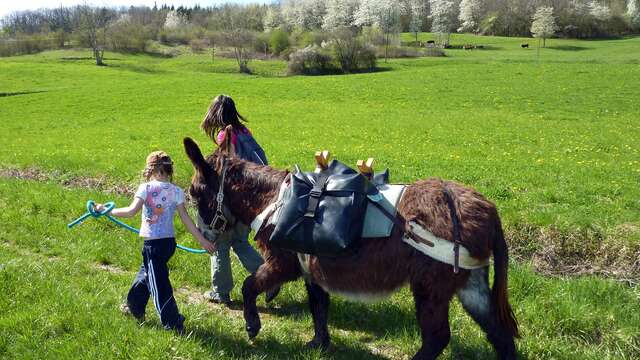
[{"xmin": 1, "ymin": 34, "xmax": 638, "ymax": 233}]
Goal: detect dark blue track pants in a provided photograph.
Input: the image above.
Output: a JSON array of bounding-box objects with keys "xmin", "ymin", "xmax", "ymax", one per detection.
[{"xmin": 127, "ymin": 237, "xmax": 183, "ymax": 329}]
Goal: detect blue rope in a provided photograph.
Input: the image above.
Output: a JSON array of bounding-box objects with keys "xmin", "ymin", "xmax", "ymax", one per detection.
[{"xmin": 67, "ymin": 200, "xmax": 207, "ymax": 254}]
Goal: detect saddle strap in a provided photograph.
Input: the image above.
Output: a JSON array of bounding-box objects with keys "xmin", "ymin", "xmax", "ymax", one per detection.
[
  {"xmin": 442, "ymin": 186, "xmax": 462, "ymax": 274},
  {"xmin": 367, "ymin": 198, "xmax": 434, "ymax": 248},
  {"xmin": 304, "ymin": 172, "xmax": 330, "ymax": 218},
  {"xmin": 370, "ymin": 188, "xmax": 465, "ymax": 274}
]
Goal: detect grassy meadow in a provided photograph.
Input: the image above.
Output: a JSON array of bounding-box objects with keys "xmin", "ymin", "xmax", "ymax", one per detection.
[{"xmin": 1, "ymin": 33, "xmax": 639, "ymax": 359}]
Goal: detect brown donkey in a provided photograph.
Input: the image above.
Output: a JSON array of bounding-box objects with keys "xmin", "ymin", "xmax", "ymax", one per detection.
[{"xmin": 184, "ymin": 137, "xmax": 519, "ymax": 360}]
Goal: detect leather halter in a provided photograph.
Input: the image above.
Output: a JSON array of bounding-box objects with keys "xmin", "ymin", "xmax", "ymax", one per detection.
[{"xmin": 199, "ymin": 159, "xmax": 234, "ymax": 238}]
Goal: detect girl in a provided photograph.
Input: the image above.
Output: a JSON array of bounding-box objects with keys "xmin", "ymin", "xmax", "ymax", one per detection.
[
  {"xmin": 200, "ymin": 94, "xmax": 278, "ymax": 305},
  {"xmin": 95, "ymin": 151, "xmax": 215, "ymax": 331}
]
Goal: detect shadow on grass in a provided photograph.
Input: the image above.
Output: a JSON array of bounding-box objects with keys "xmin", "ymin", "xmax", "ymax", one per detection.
[
  {"xmin": 142, "ymin": 51, "xmax": 175, "ymax": 59},
  {"xmin": 0, "ymin": 90, "xmax": 48, "ymax": 97},
  {"xmin": 108, "ymin": 63, "xmax": 168, "ymax": 75},
  {"xmin": 547, "ymin": 45, "xmax": 591, "ymax": 51},
  {"xmin": 446, "ymin": 45, "xmax": 502, "ymax": 50},
  {"xmin": 291, "ymin": 66, "xmax": 393, "ymax": 77},
  {"xmin": 449, "ymin": 337, "xmax": 529, "ymax": 360},
  {"xmin": 249, "ymin": 292, "xmax": 509, "ymax": 359},
  {"xmin": 60, "ymin": 56, "xmax": 123, "ymax": 61},
  {"xmin": 189, "ymin": 325, "xmax": 390, "ymax": 359}
]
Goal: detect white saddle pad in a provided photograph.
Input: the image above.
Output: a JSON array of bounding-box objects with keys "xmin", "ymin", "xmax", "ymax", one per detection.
[
  {"xmin": 362, "ymin": 184, "xmax": 406, "ymax": 238},
  {"xmin": 403, "ymin": 221, "xmax": 490, "ymax": 269}
]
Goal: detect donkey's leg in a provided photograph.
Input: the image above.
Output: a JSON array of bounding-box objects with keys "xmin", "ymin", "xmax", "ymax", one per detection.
[
  {"xmin": 411, "ymin": 282, "xmax": 453, "ymax": 360},
  {"xmin": 242, "ymin": 252, "xmax": 301, "ymax": 339},
  {"xmin": 457, "ymin": 268, "xmax": 516, "ymax": 360},
  {"xmin": 304, "ymin": 281, "xmax": 330, "ymax": 350}
]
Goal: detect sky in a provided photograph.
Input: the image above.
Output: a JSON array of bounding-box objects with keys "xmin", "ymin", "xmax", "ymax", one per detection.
[{"xmin": 0, "ymin": 0, "xmax": 266, "ymax": 18}]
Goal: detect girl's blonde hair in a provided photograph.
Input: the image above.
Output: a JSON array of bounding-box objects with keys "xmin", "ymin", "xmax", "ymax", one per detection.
[{"xmin": 142, "ymin": 151, "xmax": 174, "ymax": 181}]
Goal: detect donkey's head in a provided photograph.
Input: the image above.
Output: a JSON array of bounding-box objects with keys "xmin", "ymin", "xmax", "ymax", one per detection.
[{"xmin": 183, "ymin": 136, "xmax": 234, "ymax": 239}]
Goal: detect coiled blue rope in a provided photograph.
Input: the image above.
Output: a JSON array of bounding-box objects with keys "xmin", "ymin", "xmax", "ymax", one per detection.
[{"xmin": 67, "ymin": 200, "xmax": 207, "ymax": 254}]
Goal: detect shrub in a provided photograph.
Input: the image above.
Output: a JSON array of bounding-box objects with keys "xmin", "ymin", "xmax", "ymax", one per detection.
[
  {"xmin": 189, "ymin": 38, "xmax": 209, "ymax": 53},
  {"xmin": 287, "ymin": 45, "xmax": 336, "ymax": 75},
  {"xmin": 159, "ymin": 24, "xmax": 204, "ymax": 45},
  {"xmin": 377, "ymin": 46, "xmax": 421, "ymax": 58},
  {"xmin": 330, "ymin": 28, "xmax": 377, "ymax": 73},
  {"xmin": 403, "ymin": 40, "xmax": 423, "ymax": 47},
  {"xmin": 0, "ymin": 33, "xmax": 57, "ymax": 57},
  {"xmin": 108, "ymin": 20, "xmax": 153, "ymax": 53},
  {"xmin": 424, "ymin": 47, "xmax": 446, "ymax": 57},
  {"xmin": 254, "ymin": 32, "xmax": 270, "ymax": 55},
  {"xmin": 297, "ymin": 31, "xmax": 315, "ymax": 47},
  {"xmin": 361, "ymin": 26, "xmax": 385, "ymax": 46},
  {"xmin": 356, "ymin": 44, "xmax": 377, "ymax": 71},
  {"xmin": 144, "ymin": 41, "xmax": 181, "ymax": 57},
  {"xmin": 269, "ymin": 29, "xmax": 289, "ymax": 55}
]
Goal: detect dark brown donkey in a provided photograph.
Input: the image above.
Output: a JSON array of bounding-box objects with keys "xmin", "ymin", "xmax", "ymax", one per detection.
[{"xmin": 184, "ymin": 136, "xmax": 519, "ymax": 360}]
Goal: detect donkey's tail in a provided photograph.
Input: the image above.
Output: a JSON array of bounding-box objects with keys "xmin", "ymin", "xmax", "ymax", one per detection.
[{"xmin": 492, "ymin": 218, "xmax": 520, "ymax": 338}]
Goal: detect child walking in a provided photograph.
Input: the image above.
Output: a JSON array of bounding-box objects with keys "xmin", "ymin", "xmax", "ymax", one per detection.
[
  {"xmin": 95, "ymin": 151, "xmax": 215, "ymax": 331},
  {"xmin": 200, "ymin": 94, "xmax": 278, "ymax": 305}
]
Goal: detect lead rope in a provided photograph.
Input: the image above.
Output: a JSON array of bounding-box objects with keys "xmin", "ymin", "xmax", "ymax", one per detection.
[{"xmin": 67, "ymin": 200, "xmax": 207, "ymax": 254}]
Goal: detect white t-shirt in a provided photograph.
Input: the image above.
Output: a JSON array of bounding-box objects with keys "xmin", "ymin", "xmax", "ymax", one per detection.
[{"xmin": 134, "ymin": 181, "xmax": 184, "ymax": 240}]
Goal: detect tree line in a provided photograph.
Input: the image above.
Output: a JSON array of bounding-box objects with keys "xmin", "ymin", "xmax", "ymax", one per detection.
[{"xmin": 1, "ymin": 1, "xmax": 638, "ymax": 62}]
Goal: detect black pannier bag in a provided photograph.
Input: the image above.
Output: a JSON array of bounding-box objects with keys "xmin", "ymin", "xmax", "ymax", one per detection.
[{"xmin": 269, "ymin": 160, "xmax": 377, "ymax": 257}]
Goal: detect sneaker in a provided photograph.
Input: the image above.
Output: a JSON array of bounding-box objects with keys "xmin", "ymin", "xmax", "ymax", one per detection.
[
  {"xmin": 265, "ymin": 286, "xmax": 281, "ymax": 304},
  {"xmin": 172, "ymin": 315, "xmax": 186, "ymax": 335},
  {"xmin": 120, "ymin": 303, "xmax": 144, "ymax": 324},
  {"xmin": 203, "ymin": 291, "xmax": 232, "ymax": 306}
]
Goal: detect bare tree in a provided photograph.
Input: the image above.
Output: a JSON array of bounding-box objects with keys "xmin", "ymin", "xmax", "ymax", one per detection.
[
  {"xmin": 77, "ymin": 5, "xmax": 112, "ymax": 65},
  {"xmin": 217, "ymin": 29, "xmax": 255, "ymax": 73}
]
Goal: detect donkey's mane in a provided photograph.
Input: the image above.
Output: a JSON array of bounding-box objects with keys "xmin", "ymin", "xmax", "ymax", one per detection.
[
  {"xmin": 209, "ymin": 151, "xmax": 287, "ymax": 192},
  {"xmin": 204, "ymin": 151, "xmax": 288, "ymax": 224}
]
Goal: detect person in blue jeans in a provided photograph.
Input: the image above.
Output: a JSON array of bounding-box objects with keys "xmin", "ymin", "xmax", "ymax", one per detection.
[
  {"xmin": 95, "ymin": 151, "xmax": 215, "ymax": 331},
  {"xmin": 200, "ymin": 94, "xmax": 279, "ymax": 305}
]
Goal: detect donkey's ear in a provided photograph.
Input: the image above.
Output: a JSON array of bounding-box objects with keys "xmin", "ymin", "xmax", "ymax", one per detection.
[
  {"xmin": 218, "ymin": 125, "xmax": 235, "ymax": 155},
  {"xmin": 183, "ymin": 137, "xmax": 209, "ymax": 171}
]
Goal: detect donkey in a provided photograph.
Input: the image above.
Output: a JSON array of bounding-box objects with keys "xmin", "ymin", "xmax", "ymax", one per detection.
[{"xmin": 184, "ymin": 135, "xmax": 519, "ymax": 360}]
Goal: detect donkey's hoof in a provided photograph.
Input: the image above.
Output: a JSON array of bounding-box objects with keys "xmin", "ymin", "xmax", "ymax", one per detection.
[{"xmin": 306, "ymin": 338, "xmax": 330, "ymax": 351}]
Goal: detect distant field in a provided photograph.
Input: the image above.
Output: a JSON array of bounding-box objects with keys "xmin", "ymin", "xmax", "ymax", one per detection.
[{"xmin": 1, "ymin": 34, "xmax": 639, "ymax": 359}]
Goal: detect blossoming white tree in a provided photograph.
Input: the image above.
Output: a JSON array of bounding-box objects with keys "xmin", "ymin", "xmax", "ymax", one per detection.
[
  {"xmin": 531, "ymin": 6, "xmax": 557, "ymax": 47},
  {"xmin": 429, "ymin": 0, "xmax": 457, "ymax": 46},
  {"xmin": 589, "ymin": 0, "xmax": 611, "ymax": 21},
  {"xmin": 353, "ymin": 0, "xmax": 379, "ymax": 27},
  {"xmin": 282, "ymin": 0, "xmax": 326, "ymax": 30},
  {"xmin": 263, "ymin": 7, "xmax": 284, "ymax": 31},
  {"xmin": 323, "ymin": 0, "xmax": 359, "ymax": 30},
  {"xmin": 408, "ymin": 0, "xmax": 425, "ymax": 43},
  {"xmin": 628, "ymin": 0, "xmax": 640, "ymax": 29},
  {"xmin": 458, "ymin": 0, "xmax": 481, "ymax": 33},
  {"xmin": 164, "ymin": 10, "xmax": 185, "ymax": 29},
  {"xmin": 354, "ymin": 0, "xmax": 402, "ymax": 61}
]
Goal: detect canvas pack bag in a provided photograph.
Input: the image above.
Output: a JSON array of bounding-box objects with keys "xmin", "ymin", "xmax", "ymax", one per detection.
[{"xmin": 269, "ymin": 160, "xmax": 377, "ymax": 257}]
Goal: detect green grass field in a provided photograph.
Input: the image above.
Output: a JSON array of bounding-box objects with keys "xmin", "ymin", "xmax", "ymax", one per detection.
[{"xmin": 1, "ymin": 33, "xmax": 639, "ymax": 359}]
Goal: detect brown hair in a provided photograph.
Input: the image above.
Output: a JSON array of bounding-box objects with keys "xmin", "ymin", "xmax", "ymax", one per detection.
[
  {"xmin": 142, "ymin": 151, "xmax": 174, "ymax": 181},
  {"xmin": 201, "ymin": 94, "xmax": 246, "ymax": 141}
]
